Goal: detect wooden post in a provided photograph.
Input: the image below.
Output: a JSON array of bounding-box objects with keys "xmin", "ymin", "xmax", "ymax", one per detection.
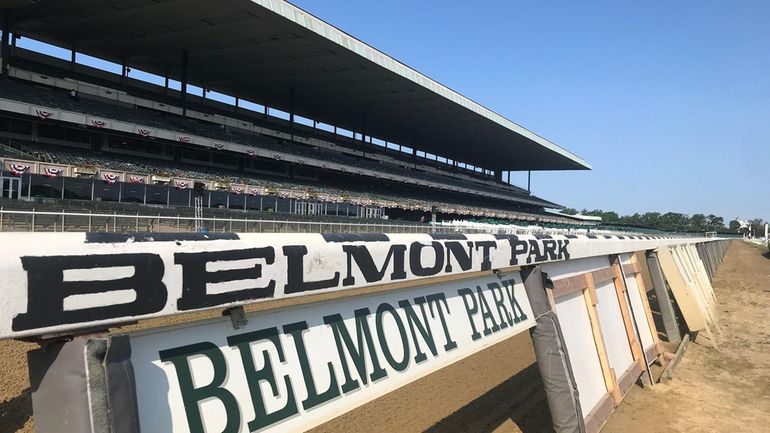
[
  {"xmin": 629, "ymin": 254, "xmax": 663, "ymax": 356},
  {"xmin": 583, "ymin": 273, "xmax": 622, "ymax": 405},
  {"xmin": 610, "ymin": 259, "xmax": 645, "ymax": 371}
]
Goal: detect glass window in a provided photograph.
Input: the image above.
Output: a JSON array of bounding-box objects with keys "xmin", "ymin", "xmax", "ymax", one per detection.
[
  {"xmin": 145, "ymin": 184, "xmax": 168, "ymax": 205},
  {"xmin": 122, "ymin": 183, "xmax": 146, "ymax": 203},
  {"xmin": 94, "ymin": 181, "xmax": 120, "ymax": 202},
  {"xmin": 228, "ymin": 192, "xmax": 245, "ymax": 209},
  {"xmin": 63, "ymin": 177, "xmax": 93, "ymax": 200},
  {"xmin": 29, "ymin": 174, "xmax": 62, "ymax": 199},
  {"xmin": 168, "ymin": 188, "xmax": 190, "ymax": 206}
]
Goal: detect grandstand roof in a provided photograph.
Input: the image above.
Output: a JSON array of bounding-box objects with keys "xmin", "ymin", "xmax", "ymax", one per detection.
[{"xmin": 5, "ymin": 0, "xmax": 591, "ymax": 172}]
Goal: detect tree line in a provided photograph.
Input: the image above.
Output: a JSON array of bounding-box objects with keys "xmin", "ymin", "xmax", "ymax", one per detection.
[{"xmin": 560, "ymin": 208, "xmax": 765, "ymax": 234}]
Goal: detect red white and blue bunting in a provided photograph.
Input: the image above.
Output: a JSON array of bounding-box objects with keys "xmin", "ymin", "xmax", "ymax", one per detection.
[
  {"xmin": 8, "ymin": 164, "xmax": 29, "ymax": 176},
  {"xmin": 102, "ymin": 173, "xmax": 120, "ymax": 184}
]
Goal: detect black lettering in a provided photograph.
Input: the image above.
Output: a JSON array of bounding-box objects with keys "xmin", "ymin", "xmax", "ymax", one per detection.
[
  {"xmin": 527, "ymin": 240, "xmax": 547, "ymax": 264},
  {"xmin": 444, "ymin": 241, "xmax": 473, "ymax": 273},
  {"xmin": 284, "ymin": 245, "xmax": 340, "ymax": 294},
  {"xmin": 342, "ymin": 244, "xmax": 407, "ymax": 286},
  {"xmin": 542, "ymin": 240, "xmax": 558, "ymax": 261},
  {"xmin": 474, "ymin": 241, "xmax": 497, "ymax": 271},
  {"xmin": 13, "ymin": 253, "xmax": 166, "ymax": 331},
  {"xmin": 508, "ymin": 238, "xmax": 529, "ymax": 266},
  {"xmin": 175, "ymin": 248, "xmax": 275, "ymax": 310},
  {"xmin": 409, "ymin": 241, "xmax": 444, "ymax": 277}
]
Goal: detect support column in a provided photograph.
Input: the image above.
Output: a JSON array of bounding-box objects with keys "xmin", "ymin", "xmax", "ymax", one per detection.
[
  {"xmin": 645, "ymin": 250, "xmax": 681, "ymax": 344},
  {"xmin": 289, "ymin": 88, "xmax": 295, "ymax": 142},
  {"xmin": 69, "ymin": 47, "xmax": 76, "ymax": 72},
  {"xmin": 180, "ymin": 51, "xmax": 189, "ymax": 116},
  {"xmin": 1, "ymin": 9, "xmax": 10, "ymax": 78},
  {"xmin": 527, "ymin": 170, "xmax": 532, "ymax": 192},
  {"xmin": 521, "ymin": 266, "xmax": 586, "ymax": 433}
]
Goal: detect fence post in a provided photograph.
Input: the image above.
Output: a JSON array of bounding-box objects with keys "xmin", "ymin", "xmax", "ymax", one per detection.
[
  {"xmin": 177, "ymin": 215, "xmax": 180, "ymax": 233},
  {"xmin": 135, "ymin": 213, "xmax": 139, "ymax": 232},
  {"xmin": 88, "ymin": 211, "xmax": 92, "ymax": 232},
  {"xmin": 113, "ymin": 211, "xmax": 117, "ymax": 232},
  {"xmin": 31, "ymin": 208, "xmax": 35, "ymax": 232},
  {"xmin": 646, "ymin": 250, "xmax": 682, "ymax": 344},
  {"xmin": 61, "ymin": 210, "xmax": 65, "ymax": 233},
  {"xmin": 0, "ymin": 207, "xmax": 3, "ymax": 232}
]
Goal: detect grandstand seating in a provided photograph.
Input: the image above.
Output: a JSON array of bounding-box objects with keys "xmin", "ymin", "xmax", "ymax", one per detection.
[{"xmin": 0, "ymin": 77, "xmax": 544, "ymax": 204}]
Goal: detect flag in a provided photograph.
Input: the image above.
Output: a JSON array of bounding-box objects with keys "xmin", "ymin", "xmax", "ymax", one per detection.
[
  {"xmin": 102, "ymin": 173, "xmax": 120, "ymax": 184},
  {"xmin": 128, "ymin": 176, "xmax": 145, "ymax": 184},
  {"xmin": 35, "ymin": 109, "xmax": 54, "ymax": 120},
  {"xmin": 9, "ymin": 164, "xmax": 29, "ymax": 176},
  {"xmin": 44, "ymin": 167, "xmax": 63, "ymax": 178},
  {"xmin": 175, "ymin": 180, "xmax": 188, "ymax": 189}
]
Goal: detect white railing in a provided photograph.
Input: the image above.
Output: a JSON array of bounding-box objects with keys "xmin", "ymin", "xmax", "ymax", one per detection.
[
  {"xmin": 0, "ymin": 209, "xmax": 714, "ymax": 237},
  {"xmin": 0, "ymin": 209, "xmax": 586, "ymax": 235}
]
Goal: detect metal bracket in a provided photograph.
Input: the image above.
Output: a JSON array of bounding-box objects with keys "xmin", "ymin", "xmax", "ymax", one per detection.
[{"xmin": 223, "ymin": 306, "xmax": 248, "ymax": 330}]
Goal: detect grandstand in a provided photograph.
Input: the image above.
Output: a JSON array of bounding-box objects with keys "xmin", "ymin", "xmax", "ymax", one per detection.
[{"xmin": 0, "ymin": 0, "xmax": 591, "ymax": 231}]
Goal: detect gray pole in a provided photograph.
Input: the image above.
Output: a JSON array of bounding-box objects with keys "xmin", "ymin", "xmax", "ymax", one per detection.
[
  {"xmin": 645, "ymin": 250, "xmax": 681, "ymax": 344},
  {"xmin": 521, "ymin": 266, "xmax": 586, "ymax": 433},
  {"xmin": 1, "ymin": 9, "xmax": 10, "ymax": 78}
]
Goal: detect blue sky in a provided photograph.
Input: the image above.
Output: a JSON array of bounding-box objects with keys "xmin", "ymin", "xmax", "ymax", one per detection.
[
  {"xmin": 9, "ymin": 1, "xmax": 769, "ymax": 221},
  {"xmin": 289, "ymin": 0, "xmax": 770, "ymax": 221}
]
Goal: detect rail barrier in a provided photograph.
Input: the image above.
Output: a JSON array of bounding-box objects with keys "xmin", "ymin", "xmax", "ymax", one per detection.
[
  {"xmin": 0, "ymin": 208, "xmax": 716, "ymax": 238},
  {"xmin": 0, "ymin": 232, "xmax": 730, "ymax": 433}
]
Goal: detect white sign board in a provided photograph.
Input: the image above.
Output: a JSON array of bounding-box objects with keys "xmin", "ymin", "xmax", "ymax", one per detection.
[
  {"xmin": 0, "ymin": 232, "xmax": 711, "ymax": 340},
  {"xmin": 128, "ymin": 273, "xmax": 534, "ymax": 432}
]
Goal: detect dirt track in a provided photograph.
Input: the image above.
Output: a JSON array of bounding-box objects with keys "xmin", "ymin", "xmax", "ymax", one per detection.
[
  {"xmin": 601, "ymin": 241, "xmax": 770, "ymax": 433},
  {"xmin": 2, "ymin": 240, "xmax": 768, "ymax": 433}
]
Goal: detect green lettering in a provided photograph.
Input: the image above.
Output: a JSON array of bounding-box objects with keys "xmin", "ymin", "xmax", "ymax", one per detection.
[
  {"xmin": 227, "ymin": 327, "xmax": 298, "ymax": 431},
  {"xmin": 323, "ymin": 309, "xmax": 387, "ymax": 393},
  {"xmin": 159, "ymin": 342, "xmax": 240, "ymax": 433},
  {"xmin": 375, "ymin": 302, "xmax": 410, "ymax": 371},
  {"xmin": 283, "ymin": 321, "xmax": 340, "ymax": 410},
  {"xmin": 398, "ymin": 297, "xmax": 438, "ymax": 363}
]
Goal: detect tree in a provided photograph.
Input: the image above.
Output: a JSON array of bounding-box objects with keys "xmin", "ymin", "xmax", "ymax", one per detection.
[
  {"xmin": 690, "ymin": 213, "xmax": 707, "ymax": 232},
  {"xmin": 728, "ymin": 220, "xmax": 741, "ymax": 232},
  {"xmin": 561, "ymin": 207, "xmax": 578, "ymax": 215},
  {"xmin": 706, "ymin": 214, "xmax": 725, "ymax": 231}
]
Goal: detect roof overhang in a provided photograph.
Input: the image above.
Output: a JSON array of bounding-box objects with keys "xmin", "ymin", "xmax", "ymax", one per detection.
[{"xmin": 4, "ymin": 0, "xmax": 590, "ymax": 171}]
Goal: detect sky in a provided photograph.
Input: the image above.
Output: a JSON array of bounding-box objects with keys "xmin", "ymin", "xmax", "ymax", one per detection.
[
  {"xmin": 287, "ymin": 0, "xmax": 770, "ymax": 221},
  {"xmin": 9, "ymin": 1, "xmax": 769, "ymax": 221}
]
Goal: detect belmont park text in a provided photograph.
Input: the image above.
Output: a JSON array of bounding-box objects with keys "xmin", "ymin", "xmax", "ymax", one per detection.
[
  {"xmin": 11, "ymin": 237, "xmax": 569, "ymax": 332},
  {"xmin": 160, "ymin": 277, "xmax": 529, "ymax": 433}
]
